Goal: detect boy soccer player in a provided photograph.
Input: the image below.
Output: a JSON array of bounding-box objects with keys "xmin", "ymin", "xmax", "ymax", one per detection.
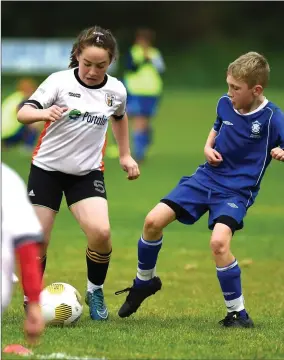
[{"xmin": 116, "ymin": 52, "xmax": 284, "ymax": 327}]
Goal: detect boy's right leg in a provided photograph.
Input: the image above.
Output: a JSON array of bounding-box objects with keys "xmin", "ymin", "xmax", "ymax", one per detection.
[{"xmin": 116, "ymin": 203, "xmax": 176, "ymax": 317}]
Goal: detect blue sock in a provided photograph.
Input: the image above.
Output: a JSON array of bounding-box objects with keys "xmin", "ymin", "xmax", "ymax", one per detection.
[
  {"xmin": 24, "ymin": 128, "xmax": 37, "ymax": 148},
  {"xmin": 133, "ymin": 130, "xmax": 149, "ymax": 161},
  {"xmin": 217, "ymin": 259, "xmax": 247, "ymax": 318},
  {"xmin": 134, "ymin": 235, "xmax": 163, "ymax": 288}
]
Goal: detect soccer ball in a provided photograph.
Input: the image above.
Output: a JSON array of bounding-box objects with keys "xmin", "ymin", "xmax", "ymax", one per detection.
[{"xmin": 40, "ymin": 282, "xmax": 83, "ymax": 326}]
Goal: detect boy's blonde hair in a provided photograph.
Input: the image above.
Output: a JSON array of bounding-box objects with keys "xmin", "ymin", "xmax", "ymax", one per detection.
[{"xmin": 227, "ymin": 52, "xmax": 270, "ymax": 88}]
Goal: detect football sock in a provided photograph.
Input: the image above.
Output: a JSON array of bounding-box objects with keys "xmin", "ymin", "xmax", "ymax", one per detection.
[
  {"xmin": 134, "ymin": 235, "xmax": 163, "ymax": 288},
  {"xmin": 133, "ymin": 130, "xmax": 150, "ymax": 161},
  {"xmin": 216, "ymin": 259, "xmax": 247, "ymax": 317},
  {"xmin": 86, "ymin": 248, "xmax": 111, "ymax": 289}
]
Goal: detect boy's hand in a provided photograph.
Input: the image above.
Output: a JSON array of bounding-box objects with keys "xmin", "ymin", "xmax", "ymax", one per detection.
[
  {"xmin": 271, "ymin": 147, "xmax": 284, "ymax": 162},
  {"xmin": 204, "ymin": 146, "xmax": 223, "ymax": 167}
]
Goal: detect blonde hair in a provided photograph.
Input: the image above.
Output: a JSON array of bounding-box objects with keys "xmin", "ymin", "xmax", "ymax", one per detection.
[{"xmin": 227, "ymin": 52, "xmax": 270, "ymax": 88}]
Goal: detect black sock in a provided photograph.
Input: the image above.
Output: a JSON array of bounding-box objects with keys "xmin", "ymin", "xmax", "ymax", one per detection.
[{"xmin": 86, "ymin": 248, "xmax": 111, "ymax": 286}]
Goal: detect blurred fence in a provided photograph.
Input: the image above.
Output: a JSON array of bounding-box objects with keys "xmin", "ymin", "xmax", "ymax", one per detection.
[
  {"xmin": 2, "ymin": 38, "xmax": 283, "ymax": 94},
  {"xmin": 2, "ymin": 1, "xmax": 284, "ymax": 91}
]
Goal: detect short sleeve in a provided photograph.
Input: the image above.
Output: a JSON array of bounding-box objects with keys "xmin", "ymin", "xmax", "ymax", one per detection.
[
  {"xmin": 213, "ymin": 98, "xmax": 222, "ymax": 132},
  {"xmin": 112, "ymin": 84, "xmax": 127, "ymax": 120},
  {"xmin": 24, "ymin": 73, "xmax": 58, "ymax": 110},
  {"xmin": 212, "ymin": 96, "xmax": 228, "ymax": 132},
  {"xmin": 2, "ymin": 164, "xmax": 43, "ymax": 248},
  {"xmin": 213, "ymin": 116, "xmax": 222, "ymax": 132},
  {"xmin": 271, "ymin": 109, "xmax": 284, "ymax": 149}
]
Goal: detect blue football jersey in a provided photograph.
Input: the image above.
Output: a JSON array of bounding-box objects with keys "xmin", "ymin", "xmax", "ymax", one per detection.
[{"xmin": 197, "ymin": 95, "xmax": 284, "ymax": 203}]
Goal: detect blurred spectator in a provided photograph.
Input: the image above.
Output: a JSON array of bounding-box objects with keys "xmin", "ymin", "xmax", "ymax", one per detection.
[
  {"xmin": 2, "ymin": 78, "xmax": 40, "ymax": 153},
  {"xmin": 123, "ymin": 28, "xmax": 165, "ymax": 163}
]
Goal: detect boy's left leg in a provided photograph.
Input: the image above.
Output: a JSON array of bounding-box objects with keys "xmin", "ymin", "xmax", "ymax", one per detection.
[{"xmin": 209, "ymin": 200, "xmax": 254, "ymax": 328}]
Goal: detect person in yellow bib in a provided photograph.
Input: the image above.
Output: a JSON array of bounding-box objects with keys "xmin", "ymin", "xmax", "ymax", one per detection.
[
  {"xmin": 2, "ymin": 78, "xmax": 39, "ymax": 152},
  {"xmin": 123, "ymin": 29, "xmax": 165, "ymax": 163}
]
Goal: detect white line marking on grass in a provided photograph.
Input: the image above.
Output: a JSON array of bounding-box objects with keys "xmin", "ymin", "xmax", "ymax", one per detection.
[{"xmin": 20, "ymin": 353, "xmax": 106, "ymax": 360}]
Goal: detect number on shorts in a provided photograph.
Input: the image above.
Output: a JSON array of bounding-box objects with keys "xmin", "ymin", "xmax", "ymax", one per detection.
[{"xmin": 93, "ymin": 180, "xmax": 105, "ymax": 193}]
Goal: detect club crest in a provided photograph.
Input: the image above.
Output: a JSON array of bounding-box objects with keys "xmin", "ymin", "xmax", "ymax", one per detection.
[
  {"xmin": 250, "ymin": 120, "xmax": 262, "ymax": 138},
  {"xmin": 105, "ymin": 93, "xmax": 115, "ymax": 107}
]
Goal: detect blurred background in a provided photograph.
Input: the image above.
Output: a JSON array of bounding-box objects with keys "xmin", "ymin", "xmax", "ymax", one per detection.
[{"xmin": 2, "ymin": 1, "xmax": 284, "ymax": 88}]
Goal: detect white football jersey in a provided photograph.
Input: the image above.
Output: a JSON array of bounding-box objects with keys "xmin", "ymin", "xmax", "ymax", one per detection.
[
  {"xmin": 24, "ymin": 68, "xmax": 127, "ymax": 175},
  {"xmin": 1, "ymin": 163, "xmax": 43, "ymax": 310}
]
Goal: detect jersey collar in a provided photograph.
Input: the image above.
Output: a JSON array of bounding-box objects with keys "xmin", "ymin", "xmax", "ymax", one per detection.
[
  {"xmin": 74, "ymin": 68, "xmax": 108, "ymax": 89},
  {"xmin": 234, "ymin": 98, "xmax": 269, "ymax": 116}
]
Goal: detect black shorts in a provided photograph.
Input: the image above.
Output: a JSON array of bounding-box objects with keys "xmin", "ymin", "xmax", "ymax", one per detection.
[{"xmin": 27, "ymin": 164, "xmax": 107, "ymax": 212}]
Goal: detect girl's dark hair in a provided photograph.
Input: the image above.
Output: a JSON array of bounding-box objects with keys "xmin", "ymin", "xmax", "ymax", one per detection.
[{"xmin": 69, "ymin": 26, "xmax": 118, "ymax": 69}]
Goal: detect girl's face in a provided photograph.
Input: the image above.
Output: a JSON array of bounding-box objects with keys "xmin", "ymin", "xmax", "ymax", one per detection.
[{"xmin": 77, "ymin": 46, "xmax": 111, "ymax": 86}]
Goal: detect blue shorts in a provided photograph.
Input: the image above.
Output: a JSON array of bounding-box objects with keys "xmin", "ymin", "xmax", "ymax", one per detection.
[
  {"xmin": 127, "ymin": 94, "xmax": 160, "ymax": 117},
  {"xmin": 161, "ymin": 175, "xmax": 249, "ymax": 231}
]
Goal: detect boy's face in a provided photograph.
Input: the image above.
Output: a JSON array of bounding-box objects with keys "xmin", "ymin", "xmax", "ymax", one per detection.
[{"xmin": 226, "ymin": 74, "xmax": 263, "ymax": 111}]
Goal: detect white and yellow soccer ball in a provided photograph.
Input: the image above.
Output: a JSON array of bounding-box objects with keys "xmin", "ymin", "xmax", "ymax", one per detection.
[{"xmin": 40, "ymin": 282, "xmax": 83, "ymax": 326}]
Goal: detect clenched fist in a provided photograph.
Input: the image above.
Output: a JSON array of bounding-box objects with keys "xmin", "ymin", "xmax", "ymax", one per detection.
[
  {"xmin": 41, "ymin": 105, "xmax": 68, "ymax": 122},
  {"xmin": 271, "ymin": 147, "xmax": 284, "ymax": 162}
]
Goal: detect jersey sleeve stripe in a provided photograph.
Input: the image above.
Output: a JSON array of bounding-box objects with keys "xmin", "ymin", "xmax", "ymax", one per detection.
[
  {"xmin": 24, "ymin": 100, "xmax": 43, "ymax": 109},
  {"xmin": 32, "ymin": 121, "xmax": 52, "ymax": 160}
]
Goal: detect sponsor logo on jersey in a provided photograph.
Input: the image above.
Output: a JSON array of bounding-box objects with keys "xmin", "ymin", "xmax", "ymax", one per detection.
[
  {"xmin": 105, "ymin": 93, "xmax": 115, "ymax": 107},
  {"xmin": 69, "ymin": 109, "xmax": 82, "ymax": 120},
  {"xmin": 250, "ymin": 120, "xmax": 262, "ymax": 138},
  {"xmin": 68, "ymin": 92, "xmax": 81, "ymax": 98},
  {"xmin": 82, "ymin": 112, "xmax": 108, "ymax": 126},
  {"xmin": 68, "ymin": 109, "xmax": 108, "ymax": 125}
]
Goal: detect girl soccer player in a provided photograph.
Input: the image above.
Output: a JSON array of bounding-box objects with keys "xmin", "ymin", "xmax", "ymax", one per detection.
[{"xmin": 18, "ymin": 25, "xmax": 140, "ymax": 321}]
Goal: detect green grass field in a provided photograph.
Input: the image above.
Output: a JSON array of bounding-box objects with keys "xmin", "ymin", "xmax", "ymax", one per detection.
[{"xmin": 2, "ymin": 89, "xmax": 284, "ymax": 360}]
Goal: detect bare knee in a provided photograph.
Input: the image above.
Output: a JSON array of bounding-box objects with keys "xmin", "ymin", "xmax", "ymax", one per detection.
[
  {"xmin": 85, "ymin": 224, "xmax": 111, "ymax": 247},
  {"xmin": 210, "ymin": 235, "xmax": 228, "ymax": 256},
  {"xmin": 144, "ymin": 213, "xmax": 164, "ymax": 238}
]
